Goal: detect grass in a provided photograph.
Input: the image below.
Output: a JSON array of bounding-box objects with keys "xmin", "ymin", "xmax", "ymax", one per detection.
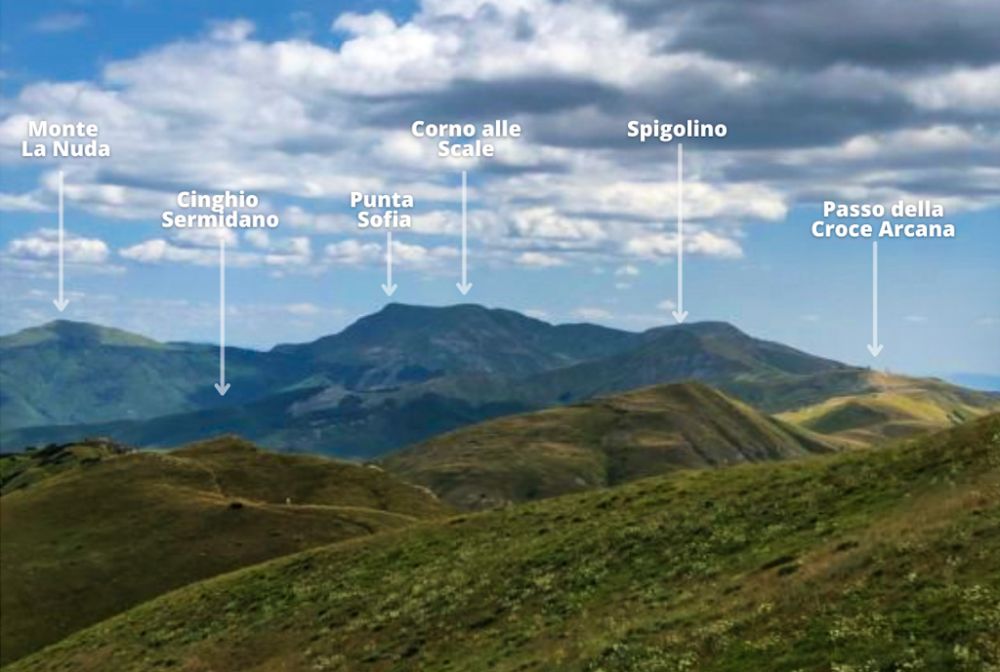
[
  {"xmin": 382, "ymin": 382, "xmax": 835, "ymax": 509},
  {"xmin": 779, "ymin": 372, "xmax": 1000, "ymax": 446},
  {"xmin": 0, "ymin": 436, "xmax": 450, "ymax": 665},
  {"xmin": 12, "ymin": 414, "xmax": 998, "ymax": 671}
]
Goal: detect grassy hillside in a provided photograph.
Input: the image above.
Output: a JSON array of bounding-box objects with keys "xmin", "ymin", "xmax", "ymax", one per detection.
[
  {"xmin": 0, "ymin": 437, "xmax": 449, "ymax": 665},
  {"xmin": 0, "ymin": 438, "xmax": 133, "ymax": 494},
  {"xmin": 382, "ymin": 382, "xmax": 835, "ymax": 509},
  {"xmin": 12, "ymin": 414, "xmax": 997, "ymax": 672},
  {"xmin": 779, "ymin": 371, "xmax": 1000, "ymax": 446},
  {"xmin": 0, "ymin": 320, "xmax": 312, "ymax": 432}
]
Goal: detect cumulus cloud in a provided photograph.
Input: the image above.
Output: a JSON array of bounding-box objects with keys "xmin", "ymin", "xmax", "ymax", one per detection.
[
  {"xmin": 119, "ymin": 239, "xmax": 216, "ymax": 266},
  {"xmin": 324, "ymin": 239, "xmax": 382, "ymax": 266},
  {"xmin": 120, "ymin": 230, "xmax": 311, "ymax": 268},
  {"xmin": 2, "ymin": 229, "xmax": 121, "ymax": 277},
  {"xmin": 516, "ymin": 251, "xmax": 564, "ymax": 268},
  {"xmin": 7, "ymin": 229, "xmax": 109, "ymax": 264},
  {"xmin": 209, "ymin": 19, "xmax": 255, "ymax": 43},
  {"xmin": 624, "ymin": 230, "xmax": 743, "ymax": 260},
  {"xmin": 1, "ymin": 0, "xmax": 997, "ymax": 277},
  {"xmin": 0, "ymin": 191, "xmax": 50, "ymax": 212}
]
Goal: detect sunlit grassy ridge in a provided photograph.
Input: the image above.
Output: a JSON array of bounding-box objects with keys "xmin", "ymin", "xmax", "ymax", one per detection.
[
  {"xmin": 383, "ymin": 382, "xmax": 835, "ymax": 509},
  {"xmin": 0, "ymin": 437, "xmax": 449, "ymax": 665},
  {"xmin": 14, "ymin": 415, "xmax": 998, "ymax": 671},
  {"xmin": 779, "ymin": 371, "xmax": 999, "ymax": 446}
]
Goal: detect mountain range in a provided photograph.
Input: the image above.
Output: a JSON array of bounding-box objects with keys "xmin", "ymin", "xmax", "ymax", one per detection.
[{"xmin": 2, "ymin": 303, "xmax": 996, "ymax": 455}]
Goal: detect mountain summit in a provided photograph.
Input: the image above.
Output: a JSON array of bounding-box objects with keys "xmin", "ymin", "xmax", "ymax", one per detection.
[
  {"xmin": 273, "ymin": 303, "xmax": 636, "ymax": 387},
  {"xmin": 2, "ymin": 305, "xmax": 995, "ymax": 455}
]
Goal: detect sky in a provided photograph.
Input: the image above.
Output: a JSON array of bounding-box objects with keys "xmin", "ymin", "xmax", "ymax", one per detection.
[{"xmin": 1, "ymin": 0, "xmax": 998, "ymax": 378}]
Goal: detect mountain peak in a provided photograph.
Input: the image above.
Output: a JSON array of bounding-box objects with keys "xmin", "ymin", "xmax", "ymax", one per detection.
[
  {"xmin": 373, "ymin": 302, "xmax": 543, "ymax": 324},
  {"xmin": 646, "ymin": 320, "xmax": 748, "ymax": 339},
  {"xmin": 272, "ymin": 302, "xmax": 634, "ymax": 386},
  {"xmin": 1, "ymin": 320, "xmax": 162, "ymax": 349}
]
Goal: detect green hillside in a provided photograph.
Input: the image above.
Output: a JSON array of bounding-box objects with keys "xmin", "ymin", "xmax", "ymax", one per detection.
[
  {"xmin": 0, "ymin": 437, "xmax": 133, "ymax": 494},
  {"xmin": 0, "ymin": 320, "xmax": 312, "ymax": 431},
  {"xmin": 0, "ymin": 437, "xmax": 449, "ymax": 665},
  {"xmin": 778, "ymin": 371, "xmax": 1000, "ymax": 446},
  {"xmin": 12, "ymin": 416, "xmax": 998, "ymax": 672},
  {"xmin": 382, "ymin": 382, "xmax": 835, "ymax": 509}
]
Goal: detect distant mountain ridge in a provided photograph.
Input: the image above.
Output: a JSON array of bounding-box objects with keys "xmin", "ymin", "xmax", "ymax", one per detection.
[
  {"xmin": 0, "ymin": 320, "xmax": 310, "ymax": 430},
  {"xmin": 273, "ymin": 303, "xmax": 637, "ymax": 388},
  {"xmin": 2, "ymin": 304, "xmax": 996, "ymax": 455}
]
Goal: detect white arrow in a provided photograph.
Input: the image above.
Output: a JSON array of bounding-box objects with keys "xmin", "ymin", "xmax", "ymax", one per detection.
[
  {"xmin": 867, "ymin": 240, "xmax": 883, "ymax": 357},
  {"xmin": 671, "ymin": 144, "xmax": 688, "ymax": 323},
  {"xmin": 214, "ymin": 235, "xmax": 231, "ymax": 396},
  {"xmin": 52, "ymin": 170, "xmax": 69, "ymax": 312},
  {"xmin": 381, "ymin": 230, "xmax": 398, "ymax": 296},
  {"xmin": 456, "ymin": 170, "xmax": 472, "ymax": 295}
]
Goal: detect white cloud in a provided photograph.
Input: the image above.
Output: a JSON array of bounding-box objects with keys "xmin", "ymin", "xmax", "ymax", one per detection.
[
  {"xmin": 572, "ymin": 307, "xmax": 612, "ymax": 321},
  {"xmin": 175, "ymin": 228, "xmax": 238, "ymax": 248},
  {"xmin": 515, "ymin": 251, "xmax": 565, "ymax": 268},
  {"xmin": 392, "ymin": 239, "xmax": 458, "ymax": 270},
  {"xmin": 324, "ymin": 239, "xmax": 381, "ymax": 266},
  {"xmin": 33, "ymin": 12, "xmax": 89, "ymax": 33},
  {"xmin": 1, "ymin": 0, "xmax": 996, "ymax": 278},
  {"xmin": 120, "ymin": 239, "xmax": 217, "ymax": 266},
  {"xmin": 120, "ymin": 231, "xmax": 309, "ymax": 268},
  {"xmin": 245, "ymin": 229, "xmax": 270, "ymax": 249},
  {"xmin": 615, "ymin": 264, "xmax": 640, "ymax": 277},
  {"xmin": 209, "ymin": 19, "xmax": 255, "ymax": 43},
  {"xmin": 287, "ymin": 302, "xmax": 321, "ymax": 316},
  {"xmin": 509, "ymin": 207, "xmax": 608, "ymax": 242},
  {"xmin": 907, "ymin": 64, "xmax": 1000, "ymax": 112},
  {"xmin": 7, "ymin": 229, "xmax": 109, "ymax": 264},
  {"xmin": 624, "ymin": 230, "xmax": 743, "ymax": 260},
  {"xmin": 657, "ymin": 299, "xmax": 676, "ymax": 312},
  {"xmin": 0, "ymin": 191, "xmax": 50, "ymax": 213}
]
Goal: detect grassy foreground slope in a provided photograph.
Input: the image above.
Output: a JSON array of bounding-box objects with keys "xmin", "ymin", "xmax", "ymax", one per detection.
[
  {"xmin": 779, "ymin": 371, "xmax": 1000, "ymax": 446},
  {"xmin": 0, "ymin": 437, "xmax": 448, "ymax": 665},
  {"xmin": 15, "ymin": 415, "xmax": 999, "ymax": 672},
  {"xmin": 383, "ymin": 382, "xmax": 835, "ymax": 509}
]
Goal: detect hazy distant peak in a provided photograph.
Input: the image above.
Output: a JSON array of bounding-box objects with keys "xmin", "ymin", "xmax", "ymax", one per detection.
[{"xmin": 0, "ymin": 320, "xmax": 162, "ymax": 349}]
